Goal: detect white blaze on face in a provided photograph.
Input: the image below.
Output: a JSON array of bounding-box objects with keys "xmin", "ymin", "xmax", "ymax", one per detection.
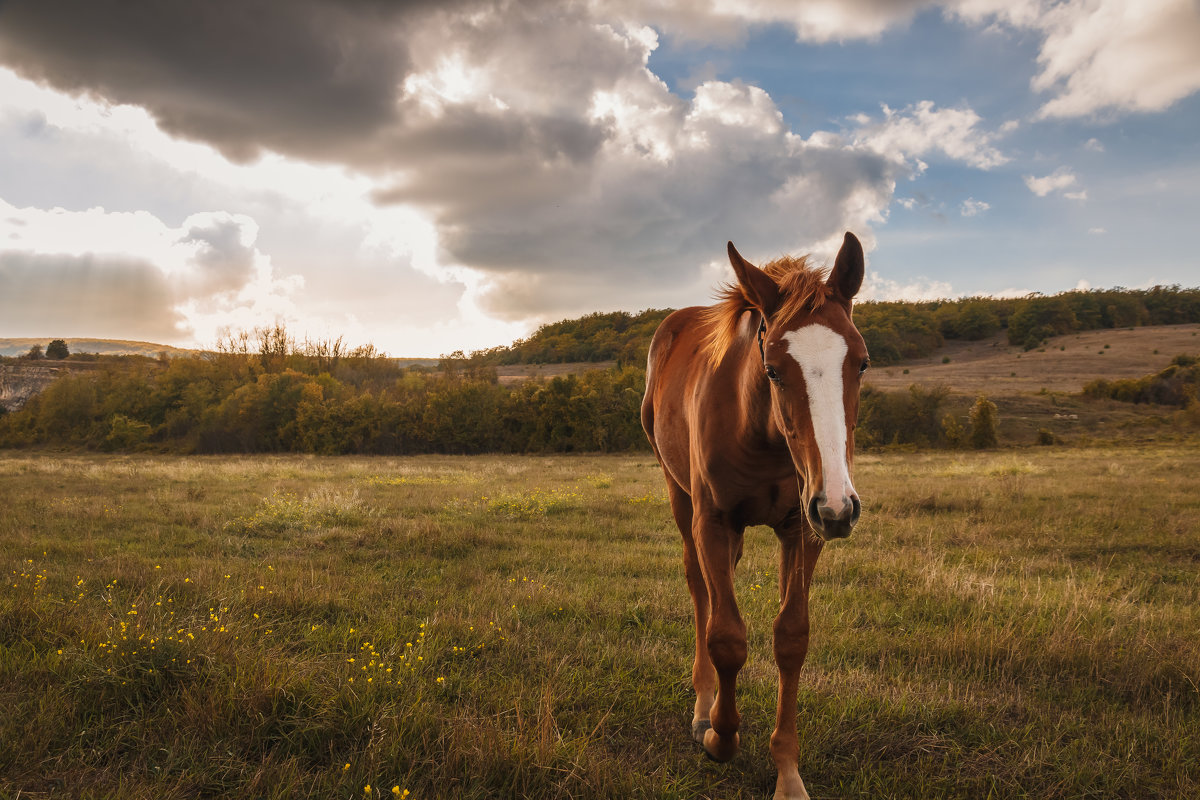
[{"xmin": 780, "ymin": 324, "xmax": 856, "ymax": 515}]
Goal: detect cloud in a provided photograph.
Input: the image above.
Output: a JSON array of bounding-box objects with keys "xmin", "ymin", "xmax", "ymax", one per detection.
[
  {"xmin": 952, "ymin": 0, "xmax": 1200, "ymax": 119},
  {"xmin": 1033, "ymin": 0, "xmax": 1200, "ymax": 118},
  {"xmin": 0, "ymin": 200, "xmax": 302, "ymax": 343},
  {"xmin": 1024, "ymin": 168, "xmax": 1079, "ymax": 197},
  {"xmin": 632, "ymin": 0, "xmax": 941, "ymax": 43},
  {"xmin": 859, "ymin": 273, "xmax": 955, "ymax": 302},
  {"xmin": 0, "ymin": 251, "xmax": 186, "ymax": 341},
  {"xmin": 850, "ymin": 101, "xmax": 1010, "ymax": 171},
  {"xmin": 0, "ymin": 0, "xmax": 461, "ymax": 165},
  {"xmin": 10, "ymin": 0, "xmax": 1174, "ymax": 339},
  {"xmin": 651, "ymin": 1, "xmax": 1200, "ymax": 119},
  {"xmin": 0, "ymin": 1, "xmax": 978, "ymax": 324},
  {"xmin": 960, "ymin": 198, "xmax": 990, "ymax": 216}
]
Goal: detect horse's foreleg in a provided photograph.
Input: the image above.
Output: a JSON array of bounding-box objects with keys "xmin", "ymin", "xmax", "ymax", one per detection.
[
  {"xmin": 695, "ymin": 514, "xmax": 746, "ymax": 762},
  {"xmin": 666, "ymin": 481, "xmax": 715, "ymax": 740},
  {"xmin": 770, "ymin": 531, "xmax": 822, "ymax": 799}
]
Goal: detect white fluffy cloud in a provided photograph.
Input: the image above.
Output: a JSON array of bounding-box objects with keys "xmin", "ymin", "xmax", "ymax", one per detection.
[
  {"xmin": 951, "ymin": 0, "xmax": 1200, "ymax": 118},
  {"xmin": 859, "ymin": 272, "xmax": 956, "ymax": 302},
  {"xmin": 1024, "ymin": 168, "xmax": 1084, "ymax": 198},
  {"xmin": 850, "ymin": 101, "xmax": 1010, "ymax": 172},
  {"xmin": 1032, "ymin": 0, "xmax": 1200, "ymax": 118}
]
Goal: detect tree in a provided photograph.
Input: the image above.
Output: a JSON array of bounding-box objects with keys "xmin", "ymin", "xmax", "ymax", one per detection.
[
  {"xmin": 25, "ymin": 344, "xmax": 43, "ymax": 360},
  {"xmin": 45, "ymin": 339, "xmax": 70, "ymax": 360},
  {"xmin": 968, "ymin": 395, "xmax": 999, "ymax": 449}
]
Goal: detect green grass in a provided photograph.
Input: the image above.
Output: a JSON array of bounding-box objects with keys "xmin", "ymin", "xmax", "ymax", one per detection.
[{"xmin": 2, "ymin": 446, "xmax": 1198, "ymax": 799}]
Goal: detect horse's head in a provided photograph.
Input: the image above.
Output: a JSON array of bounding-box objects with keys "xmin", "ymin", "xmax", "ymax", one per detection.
[{"xmin": 728, "ymin": 233, "xmax": 868, "ymax": 540}]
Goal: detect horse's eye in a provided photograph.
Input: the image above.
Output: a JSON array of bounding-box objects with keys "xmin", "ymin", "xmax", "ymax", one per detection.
[
  {"xmin": 859, "ymin": 358, "xmax": 870, "ymax": 375},
  {"xmin": 765, "ymin": 365, "xmax": 781, "ymax": 383}
]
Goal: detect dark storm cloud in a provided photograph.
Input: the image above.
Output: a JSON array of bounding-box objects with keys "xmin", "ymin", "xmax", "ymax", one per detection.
[
  {"xmin": 0, "ymin": 0, "xmax": 909, "ymax": 322},
  {"xmin": 0, "ymin": 0, "xmax": 443, "ymax": 162}
]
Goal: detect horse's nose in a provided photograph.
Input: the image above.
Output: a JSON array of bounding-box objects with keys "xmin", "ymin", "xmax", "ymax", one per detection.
[{"xmin": 807, "ymin": 493, "xmax": 860, "ymax": 541}]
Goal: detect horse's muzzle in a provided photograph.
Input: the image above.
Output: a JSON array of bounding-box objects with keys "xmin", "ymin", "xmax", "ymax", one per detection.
[{"xmin": 807, "ymin": 493, "xmax": 861, "ymax": 541}]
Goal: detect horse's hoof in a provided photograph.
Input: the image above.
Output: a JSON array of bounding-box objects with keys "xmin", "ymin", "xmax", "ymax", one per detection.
[
  {"xmin": 773, "ymin": 771, "xmax": 810, "ymax": 800},
  {"xmin": 691, "ymin": 718, "xmax": 711, "ymax": 744},
  {"xmin": 702, "ymin": 727, "xmax": 739, "ymax": 762}
]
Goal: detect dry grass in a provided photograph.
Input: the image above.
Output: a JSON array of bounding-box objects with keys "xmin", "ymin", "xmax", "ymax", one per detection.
[
  {"xmin": 866, "ymin": 323, "xmax": 1200, "ymax": 395},
  {"xmin": 1, "ymin": 446, "xmax": 1197, "ymax": 798}
]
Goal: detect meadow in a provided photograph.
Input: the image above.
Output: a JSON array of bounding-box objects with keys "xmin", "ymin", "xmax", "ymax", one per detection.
[{"xmin": 1, "ymin": 445, "xmax": 1197, "ymax": 799}]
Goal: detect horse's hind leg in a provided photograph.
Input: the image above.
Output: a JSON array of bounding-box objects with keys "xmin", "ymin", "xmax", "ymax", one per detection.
[
  {"xmin": 692, "ymin": 498, "xmax": 746, "ymax": 763},
  {"xmin": 666, "ymin": 479, "xmax": 715, "ymax": 743}
]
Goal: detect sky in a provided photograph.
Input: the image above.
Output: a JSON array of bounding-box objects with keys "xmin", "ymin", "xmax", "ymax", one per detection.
[{"xmin": 0, "ymin": 0, "xmax": 1198, "ymax": 357}]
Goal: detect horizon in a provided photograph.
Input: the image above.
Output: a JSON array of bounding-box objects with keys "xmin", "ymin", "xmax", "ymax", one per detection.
[
  {"xmin": 1, "ymin": 1, "xmax": 1198, "ymax": 358},
  {"xmin": 4, "ymin": 278, "xmax": 1198, "ymax": 362}
]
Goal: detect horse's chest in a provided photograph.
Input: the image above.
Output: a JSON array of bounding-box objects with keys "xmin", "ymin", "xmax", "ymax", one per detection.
[{"xmin": 716, "ymin": 477, "xmax": 801, "ymax": 529}]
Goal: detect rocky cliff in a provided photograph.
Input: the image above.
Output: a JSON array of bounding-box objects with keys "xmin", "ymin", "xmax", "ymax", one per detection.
[{"xmin": 0, "ymin": 363, "xmax": 71, "ymax": 411}]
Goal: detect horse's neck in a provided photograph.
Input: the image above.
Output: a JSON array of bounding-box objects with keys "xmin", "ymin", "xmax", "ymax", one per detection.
[{"xmin": 724, "ymin": 342, "xmax": 786, "ymax": 454}]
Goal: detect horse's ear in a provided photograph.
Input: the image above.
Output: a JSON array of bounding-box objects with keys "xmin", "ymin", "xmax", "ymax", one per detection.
[
  {"xmin": 728, "ymin": 241, "xmax": 780, "ymax": 317},
  {"xmin": 828, "ymin": 231, "xmax": 864, "ymax": 302}
]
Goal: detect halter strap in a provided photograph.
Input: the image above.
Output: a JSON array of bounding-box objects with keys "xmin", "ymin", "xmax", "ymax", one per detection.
[{"xmin": 757, "ymin": 315, "xmax": 767, "ymax": 367}]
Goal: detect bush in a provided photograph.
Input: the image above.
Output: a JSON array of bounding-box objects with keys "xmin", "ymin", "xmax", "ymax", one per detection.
[
  {"xmin": 859, "ymin": 384, "xmax": 950, "ymax": 447},
  {"xmin": 1082, "ymin": 355, "xmax": 1199, "ymax": 406},
  {"xmin": 103, "ymin": 414, "xmax": 152, "ymax": 451},
  {"xmin": 941, "ymin": 413, "xmax": 965, "ymax": 448},
  {"xmin": 968, "ymin": 395, "xmax": 999, "ymax": 449}
]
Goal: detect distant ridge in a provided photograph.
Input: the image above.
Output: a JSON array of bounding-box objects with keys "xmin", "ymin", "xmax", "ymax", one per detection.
[
  {"xmin": 0, "ymin": 338, "xmax": 199, "ymax": 358},
  {"xmin": 0, "ymin": 337, "xmax": 442, "ymax": 365}
]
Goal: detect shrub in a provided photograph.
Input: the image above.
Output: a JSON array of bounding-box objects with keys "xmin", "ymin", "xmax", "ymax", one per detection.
[
  {"xmin": 941, "ymin": 413, "xmax": 965, "ymax": 448},
  {"xmin": 968, "ymin": 395, "xmax": 999, "ymax": 449},
  {"xmin": 103, "ymin": 414, "xmax": 152, "ymax": 451},
  {"xmin": 859, "ymin": 384, "xmax": 950, "ymax": 448}
]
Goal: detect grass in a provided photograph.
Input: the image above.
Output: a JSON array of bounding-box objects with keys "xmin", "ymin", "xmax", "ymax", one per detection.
[{"xmin": 2, "ymin": 446, "xmax": 1198, "ymax": 799}]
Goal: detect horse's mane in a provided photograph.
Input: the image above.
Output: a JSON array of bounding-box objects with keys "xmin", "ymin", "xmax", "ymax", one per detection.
[{"xmin": 699, "ymin": 254, "xmax": 831, "ymax": 367}]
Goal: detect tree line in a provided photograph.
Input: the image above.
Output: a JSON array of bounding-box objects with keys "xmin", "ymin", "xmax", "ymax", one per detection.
[
  {"xmin": 455, "ymin": 309, "xmax": 673, "ymax": 368},
  {"xmin": 447, "ymin": 286, "xmax": 1200, "ymax": 369},
  {"xmin": 0, "ymin": 327, "xmax": 648, "ymax": 454},
  {"xmin": 0, "ymin": 340, "xmax": 1005, "ymax": 453},
  {"xmin": 0, "ymin": 323, "xmax": 1011, "ymax": 454},
  {"xmin": 4, "ymin": 278, "xmax": 1199, "ymax": 456},
  {"xmin": 855, "ymin": 285, "xmax": 1200, "ymax": 363}
]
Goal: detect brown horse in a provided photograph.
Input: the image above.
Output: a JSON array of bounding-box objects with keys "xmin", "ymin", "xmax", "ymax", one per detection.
[{"xmin": 641, "ymin": 233, "xmax": 868, "ymax": 800}]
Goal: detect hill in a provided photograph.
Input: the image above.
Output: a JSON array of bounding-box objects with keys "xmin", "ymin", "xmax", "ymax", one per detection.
[
  {"xmin": 864, "ymin": 323, "xmax": 1200, "ymax": 395},
  {"xmin": 0, "ymin": 338, "xmax": 195, "ymax": 358}
]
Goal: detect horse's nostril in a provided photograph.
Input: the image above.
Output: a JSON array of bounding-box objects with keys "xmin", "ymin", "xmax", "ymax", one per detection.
[
  {"xmin": 807, "ymin": 495, "xmax": 823, "ymax": 526},
  {"xmin": 850, "ymin": 495, "xmax": 861, "ymax": 523}
]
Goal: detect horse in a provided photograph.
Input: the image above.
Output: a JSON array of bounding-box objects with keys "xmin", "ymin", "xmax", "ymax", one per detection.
[{"xmin": 640, "ymin": 232, "xmax": 868, "ymax": 800}]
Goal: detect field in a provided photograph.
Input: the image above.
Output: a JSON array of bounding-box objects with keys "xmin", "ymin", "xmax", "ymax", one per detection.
[{"xmin": 2, "ymin": 447, "xmax": 1198, "ymax": 799}]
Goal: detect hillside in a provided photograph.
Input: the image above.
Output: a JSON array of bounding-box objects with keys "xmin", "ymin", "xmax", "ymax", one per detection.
[
  {"xmin": 0, "ymin": 338, "xmax": 195, "ymax": 358},
  {"xmin": 864, "ymin": 323, "xmax": 1200, "ymax": 394}
]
